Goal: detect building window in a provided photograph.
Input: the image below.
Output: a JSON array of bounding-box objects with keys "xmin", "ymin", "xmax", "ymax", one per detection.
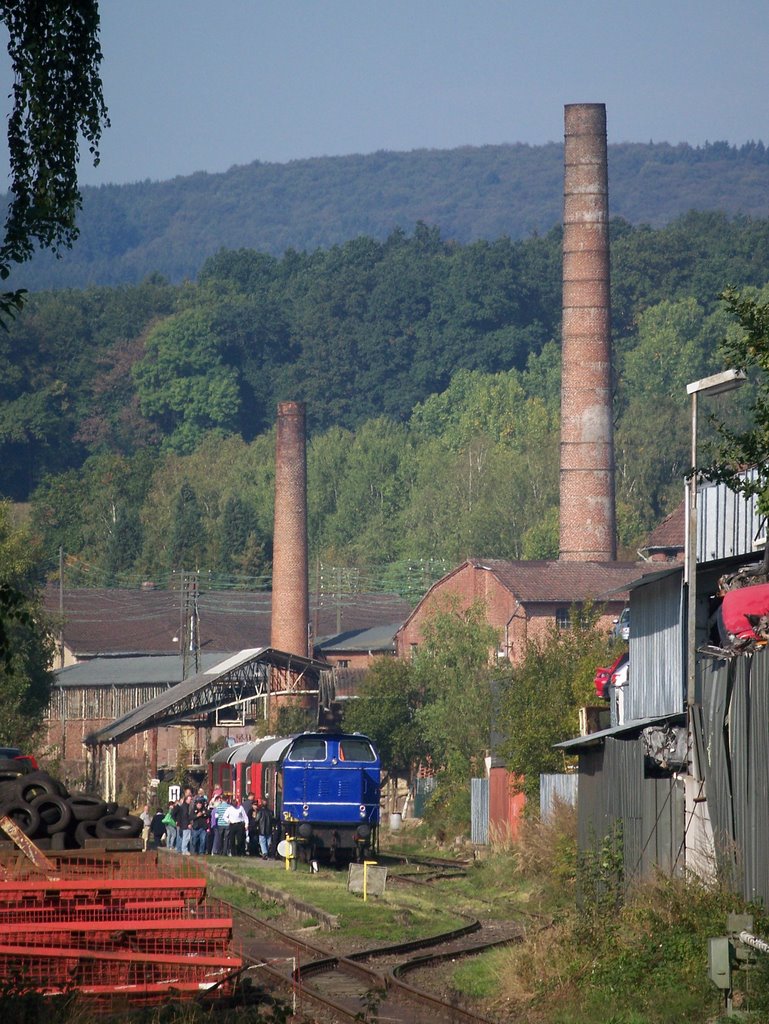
[
  {"xmin": 555, "ymin": 607, "xmax": 571, "ymax": 630},
  {"xmin": 337, "ymin": 659, "xmax": 350, "ymax": 668},
  {"xmin": 410, "ymin": 643, "xmax": 418, "ymax": 660}
]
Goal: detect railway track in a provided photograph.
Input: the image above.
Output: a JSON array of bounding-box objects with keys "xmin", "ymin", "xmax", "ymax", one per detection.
[{"xmin": 226, "ymin": 894, "xmax": 523, "ymax": 1023}]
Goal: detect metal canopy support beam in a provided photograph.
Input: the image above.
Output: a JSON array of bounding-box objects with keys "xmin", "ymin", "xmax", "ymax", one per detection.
[{"xmin": 84, "ymin": 648, "xmax": 334, "ymax": 752}]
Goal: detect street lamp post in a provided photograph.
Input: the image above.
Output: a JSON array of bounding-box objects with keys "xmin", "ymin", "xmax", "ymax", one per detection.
[{"xmin": 685, "ymin": 369, "xmax": 746, "ymax": 728}]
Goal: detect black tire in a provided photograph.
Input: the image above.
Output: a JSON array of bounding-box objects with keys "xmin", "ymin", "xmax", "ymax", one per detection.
[
  {"xmin": 67, "ymin": 792, "xmax": 107, "ymax": 822},
  {"xmin": 105, "ymin": 802, "xmax": 129, "ymax": 817},
  {"xmin": 74, "ymin": 820, "xmax": 99, "ymax": 846},
  {"xmin": 29, "ymin": 793, "xmax": 72, "ymax": 835},
  {"xmin": 50, "ymin": 831, "xmax": 69, "ymax": 851},
  {"xmin": 0, "ymin": 779, "xmax": 20, "ymax": 803},
  {"xmin": 15, "ymin": 771, "xmax": 66, "ymax": 803},
  {"xmin": 0, "ymin": 800, "xmax": 41, "ymax": 837},
  {"xmin": 95, "ymin": 814, "xmax": 142, "ymax": 839}
]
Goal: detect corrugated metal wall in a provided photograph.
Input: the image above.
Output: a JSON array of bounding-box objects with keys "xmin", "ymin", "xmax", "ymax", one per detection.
[
  {"xmin": 627, "ymin": 569, "xmax": 684, "ymax": 720},
  {"xmin": 413, "ymin": 776, "xmax": 436, "ymax": 818},
  {"xmin": 577, "ymin": 735, "xmax": 684, "ymax": 891},
  {"xmin": 488, "ymin": 767, "xmax": 525, "ymax": 840},
  {"xmin": 698, "ymin": 472, "xmax": 763, "ymax": 563},
  {"xmin": 540, "ymin": 773, "xmax": 578, "ymax": 820},
  {"xmin": 700, "ymin": 648, "xmax": 769, "ymax": 905},
  {"xmin": 471, "ymin": 777, "xmax": 489, "ymax": 845}
]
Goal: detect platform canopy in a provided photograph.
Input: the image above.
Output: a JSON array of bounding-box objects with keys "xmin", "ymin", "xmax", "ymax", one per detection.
[{"xmin": 84, "ymin": 647, "xmax": 333, "ymax": 748}]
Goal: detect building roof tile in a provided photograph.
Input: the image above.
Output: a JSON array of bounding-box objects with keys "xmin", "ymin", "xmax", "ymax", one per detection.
[
  {"xmin": 466, "ymin": 558, "xmax": 656, "ymax": 604},
  {"xmin": 641, "ymin": 502, "xmax": 685, "ymax": 553}
]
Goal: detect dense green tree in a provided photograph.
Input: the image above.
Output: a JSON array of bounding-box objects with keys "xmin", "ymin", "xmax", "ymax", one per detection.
[
  {"xmin": 320, "ymin": 418, "xmax": 413, "ymax": 563},
  {"xmin": 704, "ymin": 287, "xmax": 769, "ymax": 519},
  {"xmin": 136, "ymin": 433, "xmax": 275, "ymax": 582},
  {"xmin": 15, "ymin": 216, "xmax": 769, "ymax": 577},
  {"xmin": 15, "ymin": 142, "xmax": 769, "ymax": 294},
  {"xmin": 30, "ymin": 451, "xmax": 154, "ymax": 582},
  {"xmin": 169, "ymin": 483, "xmax": 205, "ymax": 570},
  {"xmin": 614, "ymin": 297, "xmax": 736, "ymax": 529},
  {"xmin": 133, "ymin": 309, "xmax": 240, "ymax": 454},
  {"xmin": 499, "ymin": 610, "xmax": 619, "ymax": 802},
  {"xmin": 0, "ymin": 502, "xmax": 55, "ymax": 743},
  {"xmin": 342, "ymin": 656, "xmax": 426, "ymax": 790},
  {"xmin": 412, "ymin": 599, "xmax": 501, "ymax": 785}
]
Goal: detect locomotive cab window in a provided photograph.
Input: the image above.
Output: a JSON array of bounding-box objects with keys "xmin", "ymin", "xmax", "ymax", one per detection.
[
  {"xmin": 288, "ymin": 737, "xmax": 327, "ymax": 761},
  {"xmin": 338, "ymin": 738, "xmax": 377, "ymax": 762}
]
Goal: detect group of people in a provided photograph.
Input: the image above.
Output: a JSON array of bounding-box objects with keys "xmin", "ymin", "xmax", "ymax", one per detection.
[{"xmin": 143, "ymin": 787, "xmax": 276, "ymax": 857}]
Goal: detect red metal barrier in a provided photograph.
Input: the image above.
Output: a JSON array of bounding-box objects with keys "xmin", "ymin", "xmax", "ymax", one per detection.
[{"xmin": 0, "ymin": 849, "xmax": 241, "ymax": 1007}]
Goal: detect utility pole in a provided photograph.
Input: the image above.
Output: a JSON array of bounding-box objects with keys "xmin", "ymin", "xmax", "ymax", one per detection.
[
  {"xmin": 180, "ymin": 571, "xmax": 200, "ymax": 679},
  {"xmin": 58, "ymin": 546, "xmax": 65, "ymax": 668}
]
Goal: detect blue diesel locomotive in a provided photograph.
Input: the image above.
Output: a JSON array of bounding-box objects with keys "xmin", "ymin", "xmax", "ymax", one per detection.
[{"xmin": 208, "ymin": 732, "xmax": 381, "ymax": 861}]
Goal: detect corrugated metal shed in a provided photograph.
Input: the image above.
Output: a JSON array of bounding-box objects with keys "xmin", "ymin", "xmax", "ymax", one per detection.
[
  {"xmin": 488, "ymin": 767, "xmax": 525, "ymax": 841},
  {"xmin": 540, "ymin": 773, "xmax": 577, "ymax": 820},
  {"xmin": 471, "ymin": 777, "xmax": 488, "ymax": 845},
  {"xmin": 698, "ymin": 472, "xmax": 764, "ymax": 564},
  {"xmin": 700, "ymin": 648, "xmax": 769, "ymax": 905},
  {"xmin": 568, "ymin": 474, "xmax": 767, "ymax": 901},
  {"xmin": 627, "ymin": 568, "xmax": 684, "ymax": 720},
  {"xmin": 576, "ymin": 735, "xmax": 684, "ymax": 892}
]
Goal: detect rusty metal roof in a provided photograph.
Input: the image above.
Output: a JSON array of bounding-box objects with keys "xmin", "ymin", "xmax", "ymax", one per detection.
[
  {"xmin": 84, "ymin": 647, "xmax": 329, "ymax": 746},
  {"xmin": 44, "ymin": 586, "xmax": 412, "ymax": 657}
]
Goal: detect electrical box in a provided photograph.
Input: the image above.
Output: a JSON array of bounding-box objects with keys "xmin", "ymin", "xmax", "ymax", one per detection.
[{"xmin": 708, "ymin": 937, "xmax": 732, "ymax": 990}]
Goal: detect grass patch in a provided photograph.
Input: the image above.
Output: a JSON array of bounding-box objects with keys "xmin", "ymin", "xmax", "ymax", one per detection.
[
  {"xmin": 210, "ymin": 882, "xmax": 284, "ymax": 919},
  {"xmin": 452, "ymin": 948, "xmax": 507, "ymax": 1000},
  {"xmin": 492, "ymin": 868, "xmax": 769, "ymax": 1024},
  {"xmin": 209, "ymin": 860, "xmax": 469, "ymax": 943}
]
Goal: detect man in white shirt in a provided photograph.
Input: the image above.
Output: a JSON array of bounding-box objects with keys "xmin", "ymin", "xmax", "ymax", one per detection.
[{"xmin": 224, "ymin": 797, "xmax": 248, "ymax": 856}]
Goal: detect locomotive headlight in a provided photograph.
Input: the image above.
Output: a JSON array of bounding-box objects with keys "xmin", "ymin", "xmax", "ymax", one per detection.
[
  {"xmin": 302, "ymin": 803, "xmax": 310, "ymax": 817},
  {"xmin": 359, "ymin": 804, "xmax": 366, "ymax": 818}
]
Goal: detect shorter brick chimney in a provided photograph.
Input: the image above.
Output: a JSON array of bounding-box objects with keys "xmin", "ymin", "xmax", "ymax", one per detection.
[{"xmin": 270, "ymin": 401, "xmax": 309, "ymax": 656}]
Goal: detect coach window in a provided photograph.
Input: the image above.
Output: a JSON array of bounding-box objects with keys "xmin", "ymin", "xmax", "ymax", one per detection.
[{"xmin": 289, "ymin": 737, "xmax": 327, "ymax": 761}]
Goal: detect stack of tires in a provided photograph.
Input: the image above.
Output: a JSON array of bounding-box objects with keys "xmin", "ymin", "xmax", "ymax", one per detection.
[{"xmin": 0, "ymin": 758, "xmax": 142, "ymax": 850}]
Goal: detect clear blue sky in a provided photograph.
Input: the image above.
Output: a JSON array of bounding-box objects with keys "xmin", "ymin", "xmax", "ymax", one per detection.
[{"xmin": 4, "ymin": 0, "xmax": 769, "ymax": 187}]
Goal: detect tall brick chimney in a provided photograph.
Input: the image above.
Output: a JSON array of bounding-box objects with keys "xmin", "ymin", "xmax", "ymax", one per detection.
[
  {"xmin": 559, "ymin": 102, "xmax": 617, "ymax": 561},
  {"xmin": 270, "ymin": 401, "xmax": 309, "ymax": 655}
]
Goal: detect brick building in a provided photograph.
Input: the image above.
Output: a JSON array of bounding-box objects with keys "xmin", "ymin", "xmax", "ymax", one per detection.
[
  {"xmin": 43, "ymin": 586, "xmax": 411, "ymax": 783},
  {"xmin": 396, "ymin": 558, "xmax": 654, "ymax": 665},
  {"xmin": 637, "ymin": 502, "xmax": 685, "ymax": 563}
]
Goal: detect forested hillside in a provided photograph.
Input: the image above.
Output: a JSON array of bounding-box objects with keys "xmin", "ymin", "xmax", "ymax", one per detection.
[
  {"xmin": 7, "ymin": 140, "xmax": 769, "ymax": 291},
  {"xmin": 3, "ymin": 211, "xmax": 767, "ymax": 592}
]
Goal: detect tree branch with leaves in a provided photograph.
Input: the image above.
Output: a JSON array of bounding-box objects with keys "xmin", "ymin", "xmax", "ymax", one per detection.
[
  {"xmin": 704, "ymin": 288, "xmax": 769, "ymax": 522},
  {"xmin": 0, "ymin": 0, "xmax": 109, "ymax": 323}
]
